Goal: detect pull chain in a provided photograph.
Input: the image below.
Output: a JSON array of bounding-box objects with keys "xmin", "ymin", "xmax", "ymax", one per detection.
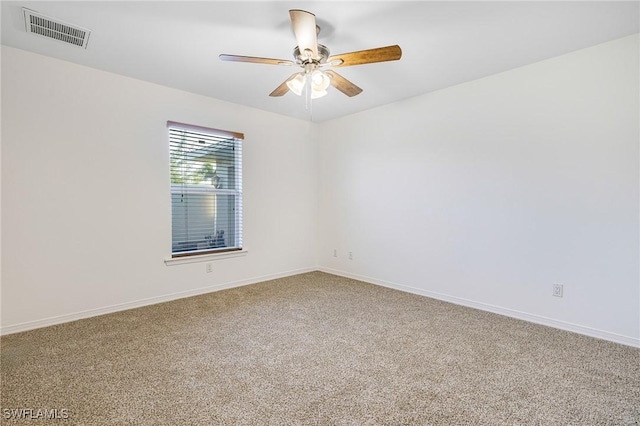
[{"xmin": 305, "ymin": 72, "xmax": 313, "ymax": 120}]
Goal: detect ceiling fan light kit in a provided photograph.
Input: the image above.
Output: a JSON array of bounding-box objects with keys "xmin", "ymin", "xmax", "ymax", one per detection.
[
  {"xmin": 286, "ymin": 66, "xmax": 331, "ymax": 99},
  {"xmin": 219, "ymin": 9, "xmax": 402, "ymax": 101}
]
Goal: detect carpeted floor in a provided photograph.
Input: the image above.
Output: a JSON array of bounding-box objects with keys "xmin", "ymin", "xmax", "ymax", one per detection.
[{"xmin": 1, "ymin": 272, "xmax": 639, "ymax": 425}]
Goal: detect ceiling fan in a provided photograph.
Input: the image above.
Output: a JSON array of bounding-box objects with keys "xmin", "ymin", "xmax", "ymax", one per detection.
[{"xmin": 219, "ymin": 9, "xmax": 402, "ymax": 99}]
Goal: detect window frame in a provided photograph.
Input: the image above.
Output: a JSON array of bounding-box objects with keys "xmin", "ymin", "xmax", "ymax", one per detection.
[{"xmin": 167, "ymin": 121, "xmax": 244, "ymax": 259}]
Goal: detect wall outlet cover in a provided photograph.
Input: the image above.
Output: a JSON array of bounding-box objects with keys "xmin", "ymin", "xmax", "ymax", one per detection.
[{"xmin": 553, "ymin": 283, "xmax": 563, "ymax": 297}]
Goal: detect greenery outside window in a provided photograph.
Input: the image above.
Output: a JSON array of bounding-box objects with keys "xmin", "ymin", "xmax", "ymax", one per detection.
[{"xmin": 168, "ymin": 121, "xmax": 243, "ymax": 257}]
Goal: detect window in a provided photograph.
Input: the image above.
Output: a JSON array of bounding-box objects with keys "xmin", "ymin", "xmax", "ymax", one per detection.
[{"xmin": 168, "ymin": 121, "xmax": 243, "ymax": 257}]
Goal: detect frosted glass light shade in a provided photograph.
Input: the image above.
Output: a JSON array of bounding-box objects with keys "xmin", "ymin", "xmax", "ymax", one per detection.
[
  {"xmin": 311, "ymin": 89, "xmax": 327, "ymax": 99},
  {"xmin": 311, "ymin": 70, "xmax": 330, "ymax": 91},
  {"xmin": 286, "ymin": 73, "xmax": 306, "ymax": 96}
]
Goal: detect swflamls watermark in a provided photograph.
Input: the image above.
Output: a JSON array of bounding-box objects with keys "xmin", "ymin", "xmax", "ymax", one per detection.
[{"xmin": 2, "ymin": 408, "xmax": 69, "ymax": 420}]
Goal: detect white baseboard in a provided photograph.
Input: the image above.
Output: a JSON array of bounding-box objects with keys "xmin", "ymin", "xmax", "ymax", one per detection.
[
  {"xmin": 4, "ymin": 266, "xmax": 639, "ymax": 349},
  {"xmin": 0, "ymin": 267, "xmax": 316, "ymax": 336},
  {"xmin": 318, "ymin": 267, "xmax": 640, "ymax": 349}
]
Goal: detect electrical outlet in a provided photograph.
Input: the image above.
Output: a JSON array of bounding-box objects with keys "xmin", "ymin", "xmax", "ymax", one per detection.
[
  {"xmin": 206, "ymin": 263, "xmax": 213, "ymax": 273},
  {"xmin": 553, "ymin": 283, "xmax": 563, "ymax": 297},
  {"xmin": 333, "ymin": 249, "xmax": 338, "ymax": 258},
  {"xmin": 348, "ymin": 251, "xmax": 353, "ymax": 260}
]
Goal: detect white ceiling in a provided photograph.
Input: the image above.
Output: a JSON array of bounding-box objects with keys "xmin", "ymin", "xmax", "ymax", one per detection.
[{"xmin": 2, "ymin": 1, "xmax": 639, "ymax": 122}]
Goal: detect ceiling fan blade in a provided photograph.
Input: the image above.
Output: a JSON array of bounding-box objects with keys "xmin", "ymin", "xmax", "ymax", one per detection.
[
  {"xmin": 219, "ymin": 54, "xmax": 294, "ymax": 66},
  {"xmin": 328, "ymin": 45, "xmax": 402, "ymax": 67},
  {"xmin": 269, "ymin": 73, "xmax": 300, "ymax": 97},
  {"xmin": 325, "ymin": 70, "xmax": 363, "ymax": 97},
  {"xmin": 289, "ymin": 9, "xmax": 318, "ymax": 58}
]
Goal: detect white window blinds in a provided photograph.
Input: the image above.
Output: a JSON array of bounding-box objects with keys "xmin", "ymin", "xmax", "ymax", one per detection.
[{"xmin": 168, "ymin": 121, "xmax": 243, "ymax": 257}]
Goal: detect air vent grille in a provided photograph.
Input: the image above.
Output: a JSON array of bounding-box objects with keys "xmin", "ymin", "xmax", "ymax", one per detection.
[{"xmin": 23, "ymin": 8, "xmax": 91, "ymax": 49}]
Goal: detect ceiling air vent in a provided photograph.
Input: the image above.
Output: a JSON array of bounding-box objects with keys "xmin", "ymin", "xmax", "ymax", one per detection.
[{"xmin": 23, "ymin": 8, "xmax": 91, "ymax": 49}]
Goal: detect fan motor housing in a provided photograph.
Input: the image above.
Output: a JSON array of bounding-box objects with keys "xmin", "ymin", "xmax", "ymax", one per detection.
[{"xmin": 293, "ymin": 44, "xmax": 330, "ymax": 64}]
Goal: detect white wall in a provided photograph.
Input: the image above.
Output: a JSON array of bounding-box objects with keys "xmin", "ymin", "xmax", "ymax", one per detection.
[
  {"xmin": 1, "ymin": 46, "xmax": 318, "ymax": 332},
  {"xmin": 317, "ymin": 35, "xmax": 640, "ymax": 346},
  {"xmin": 3, "ymin": 35, "xmax": 639, "ymax": 347}
]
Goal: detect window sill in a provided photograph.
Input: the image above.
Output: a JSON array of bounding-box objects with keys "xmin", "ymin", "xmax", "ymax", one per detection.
[{"xmin": 164, "ymin": 249, "xmax": 248, "ymax": 266}]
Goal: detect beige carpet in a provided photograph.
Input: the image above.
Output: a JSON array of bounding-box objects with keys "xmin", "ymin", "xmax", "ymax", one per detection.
[{"xmin": 1, "ymin": 272, "xmax": 639, "ymax": 425}]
